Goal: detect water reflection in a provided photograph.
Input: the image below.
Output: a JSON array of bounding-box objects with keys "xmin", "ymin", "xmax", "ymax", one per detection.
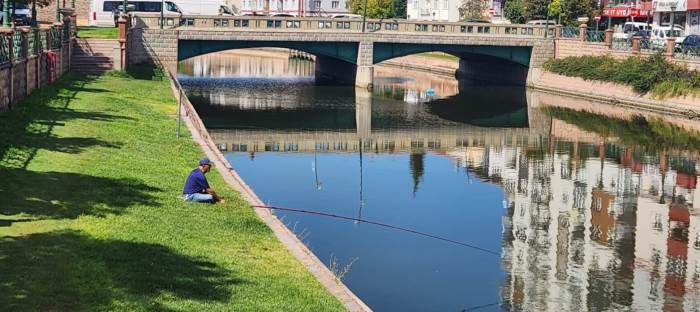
[{"xmin": 179, "ymin": 52, "xmax": 700, "ymax": 312}]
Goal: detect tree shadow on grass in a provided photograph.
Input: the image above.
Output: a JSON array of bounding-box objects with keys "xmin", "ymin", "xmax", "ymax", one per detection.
[
  {"xmin": 126, "ymin": 63, "xmax": 167, "ymax": 81},
  {"xmin": 0, "ymin": 230, "xmax": 241, "ymax": 311},
  {"xmin": 0, "ymin": 169, "xmax": 161, "ymax": 220}
]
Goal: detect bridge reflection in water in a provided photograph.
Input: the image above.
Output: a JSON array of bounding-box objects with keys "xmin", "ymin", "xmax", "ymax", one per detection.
[{"xmin": 179, "ymin": 52, "xmax": 700, "ymax": 312}]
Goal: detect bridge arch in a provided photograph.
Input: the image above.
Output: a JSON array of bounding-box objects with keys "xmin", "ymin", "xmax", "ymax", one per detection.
[
  {"xmin": 372, "ymin": 43, "xmax": 532, "ymax": 66},
  {"xmin": 178, "ymin": 40, "xmax": 359, "ymax": 64}
]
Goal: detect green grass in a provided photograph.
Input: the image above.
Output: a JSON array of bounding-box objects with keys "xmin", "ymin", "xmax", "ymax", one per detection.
[
  {"xmin": 77, "ymin": 26, "xmax": 118, "ymax": 39},
  {"xmin": 543, "ymin": 53, "xmax": 700, "ymax": 98},
  {"xmin": 0, "ymin": 65, "xmax": 346, "ymax": 311},
  {"xmin": 543, "ymin": 106, "xmax": 700, "ymax": 151},
  {"xmin": 418, "ymin": 52, "xmax": 460, "ymax": 62}
]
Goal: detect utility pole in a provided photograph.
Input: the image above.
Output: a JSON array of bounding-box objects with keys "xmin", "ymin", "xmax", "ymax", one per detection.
[{"xmin": 361, "ymin": 0, "xmax": 368, "ymax": 32}]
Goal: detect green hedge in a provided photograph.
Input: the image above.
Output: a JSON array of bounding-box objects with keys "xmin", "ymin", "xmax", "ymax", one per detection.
[{"xmin": 543, "ymin": 53, "xmax": 700, "ymax": 98}]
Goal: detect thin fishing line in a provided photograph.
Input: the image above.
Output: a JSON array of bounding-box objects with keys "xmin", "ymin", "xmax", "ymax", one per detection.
[{"xmin": 252, "ymin": 205, "xmax": 500, "ymax": 257}]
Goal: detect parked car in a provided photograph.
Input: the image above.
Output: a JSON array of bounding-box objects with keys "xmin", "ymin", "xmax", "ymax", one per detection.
[
  {"xmin": 632, "ymin": 29, "xmax": 651, "ymax": 40},
  {"xmin": 679, "ymin": 35, "xmax": 700, "ymax": 55},
  {"xmin": 613, "ymin": 22, "xmax": 651, "ymax": 40},
  {"xmin": 650, "ymin": 26, "xmax": 685, "ymax": 49},
  {"xmin": 0, "ymin": 2, "xmax": 31, "ymax": 26}
]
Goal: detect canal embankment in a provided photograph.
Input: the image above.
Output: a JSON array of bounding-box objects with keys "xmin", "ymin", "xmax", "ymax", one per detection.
[{"xmin": 0, "ymin": 65, "xmax": 350, "ymax": 311}]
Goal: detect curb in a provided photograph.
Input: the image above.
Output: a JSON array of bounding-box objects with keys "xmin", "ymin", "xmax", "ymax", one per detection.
[{"xmin": 165, "ymin": 74, "xmax": 372, "ymax": 312}]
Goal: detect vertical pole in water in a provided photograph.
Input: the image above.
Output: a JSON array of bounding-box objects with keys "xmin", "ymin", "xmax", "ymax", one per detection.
[{"xmin": 177, "ymin": 87, "xmax": 182, "ymax": 139}]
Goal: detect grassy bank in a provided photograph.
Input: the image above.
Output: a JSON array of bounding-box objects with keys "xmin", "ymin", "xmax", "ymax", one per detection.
[
  {"xmin": 0, "ymin": 66, "xmax": 345, "ymax": 311},
  {"xmin": 418, "ymin": 52, "xmax": 460, "ymax": 62},
  {"xmin": 543, "ymin": 106, "xmax": 700, "ymax": 151},
  {"xmin": 543, "ymin": 53, "xmax": 700, "ymax": 98},
  {"xmin": 77, "ymin": 26, "xmax": 118, "ymax": 39}
]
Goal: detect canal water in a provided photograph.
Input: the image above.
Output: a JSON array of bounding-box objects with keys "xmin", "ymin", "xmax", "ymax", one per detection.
[{"xmin": 179, "ymin": 51, "xmax": 700, "ymax": 311}]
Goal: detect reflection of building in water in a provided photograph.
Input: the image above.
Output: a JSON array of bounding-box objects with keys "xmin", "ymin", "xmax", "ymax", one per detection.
[
  {"xmin": 373, "ymin": 66, "xmax": 459, "ymax": 103},
  {"xmin": 444, "ymin": 131, "xmax": 700, "ymax": 311},
  {"xmin": 179, "ymin": 50, "xmax": 315, "ymax": 78}
]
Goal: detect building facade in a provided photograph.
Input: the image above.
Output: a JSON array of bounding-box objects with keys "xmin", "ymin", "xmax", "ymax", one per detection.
[
  {"xmin": 652, "ymin": 0, "xmax": 700, "ymax": 35},
  {"xmin": 239, "ymin": 0, "xmax": 349, "ymax": 16},
  {"xmin": 36, "ymin": 0, "xmax": 90, "ymax": 26},
  {"xmin": 406, "ymin": 0, "xmax": 503, "ymax": 22}
]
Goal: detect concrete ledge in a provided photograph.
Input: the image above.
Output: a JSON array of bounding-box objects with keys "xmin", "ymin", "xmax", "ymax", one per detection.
[
  {"xmin": 531, "ymin": 71, "xmax": 700, "ymax": 119},
  {"xmin": 165, "ymin": 74, "xmax": 372, "ymax": 312}
]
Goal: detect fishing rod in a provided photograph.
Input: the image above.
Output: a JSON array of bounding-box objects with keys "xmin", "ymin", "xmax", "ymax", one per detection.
[{"xmin": 252, "ymin": 205, "xmax": 500, "ymax": 257}]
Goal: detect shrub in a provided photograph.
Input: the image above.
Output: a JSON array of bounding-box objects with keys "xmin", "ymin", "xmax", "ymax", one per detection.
[{"xmin": 543, "ymin": 53, "xmax": 700, "ymax": 98}]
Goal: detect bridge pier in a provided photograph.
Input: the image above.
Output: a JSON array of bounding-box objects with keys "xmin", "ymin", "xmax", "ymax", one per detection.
[
  {"xmin": 456, "ymin": 54, "xmax": 529, "ymax": 86},
  {"xmin": 315, "ymin": 56, "xmax": 357, "ymax": 85},
  {"xmin": 355, "ymin": 41, "xmax": 374, "ymax": 89},
  {"xmin": 355, "ymin": 88, "xmax": 372, "ymax": 139}
]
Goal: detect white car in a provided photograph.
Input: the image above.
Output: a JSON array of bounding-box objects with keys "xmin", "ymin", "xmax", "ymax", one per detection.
[
  {"xmin": 650, "ymin": 27, "xmax": 686, "ymax": 49},
  {"xmin": 613, "ymin": 22, "xmax": 651, "ymax": 40}
]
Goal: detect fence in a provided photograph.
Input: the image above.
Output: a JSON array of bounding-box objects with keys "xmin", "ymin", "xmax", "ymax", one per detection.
[
  {"xmin": 0, "ymin": 22, "xmax": 73, "ymax": 112},
  {"xmin": 675, "ymin": 46, "xmax": 700, "ymax": 61},
  {"xmin": 585, "ymin": 30, "xmax": 605, "ymax": 42},
  {"xmin": 562, "ymin": 27, "xmax": 579, "ymax": 39}
]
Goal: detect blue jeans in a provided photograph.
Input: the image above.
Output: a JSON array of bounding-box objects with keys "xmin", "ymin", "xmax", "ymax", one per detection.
[{"xmin": 183, "ymin": 193, "xmax": 214, "ymax": 203}]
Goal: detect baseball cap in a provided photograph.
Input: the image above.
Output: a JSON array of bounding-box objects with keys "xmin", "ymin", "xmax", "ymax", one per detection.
[{"xmin": 199, "ymin": 158, "xmax": 213, "ymax": 166}]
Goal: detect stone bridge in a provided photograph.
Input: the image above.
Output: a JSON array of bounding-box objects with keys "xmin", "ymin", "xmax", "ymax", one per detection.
[{"xmin": 126, "ymin": 14, "xmax": 555, "ymax": 87}]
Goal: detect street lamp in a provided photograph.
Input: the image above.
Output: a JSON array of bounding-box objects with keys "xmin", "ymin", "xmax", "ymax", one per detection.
[
  {"xmin": 31, "ymin": 0, "xmax": 37, "ymax": 26},
  {"xmin": 669, "ymin": 2, "xmax": 677, "ymax": 34},
  {"xmin": 160, "ymin": 0, "xmax": 164, "ymax": 29},
  {"xmin": 56, "ymin": 0, "xmax": 61, "ymax": 22},
  {"xmin": 544, "ymin": 0, "xmax": 553, "ymax": 38}
]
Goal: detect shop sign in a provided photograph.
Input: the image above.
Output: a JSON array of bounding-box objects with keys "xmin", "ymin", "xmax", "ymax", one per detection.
[{"xmin": 652, "ymin": 0, "xmax": 687, "ymax": 12}]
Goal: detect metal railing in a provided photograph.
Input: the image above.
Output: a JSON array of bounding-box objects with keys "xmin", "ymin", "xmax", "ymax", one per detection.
[
  {"xmin": 561, "ymin": 26, "xmax": 579, "ymax": 38},
  {"xmin": 611, "ymin": 38, "xmax": 632, "ymax": 51},
  {"xmin": 0, "ymin": 35, "xmax": 8, "ymax": 64},
  {"xmin": 28, "ymin": 29, "xmax": 36, "ymax": 56},
  {"xmin": 12, "ymin": 31, "xmax": 22, "ymax": 61},
  {"xmin": 40, "ymin": 29, "xmax": 48, "ymax": 51},
  {"xmin": 675, "ymin": 46, "xmax": 700, "ymax": 60},
  {"xmin": 50, "ymin": 27, "xmax": 62, "ymax": 49},
  {"xmin": 640, "ymin": 38, "xmax": 666, "ymax": 53},
  {"xmin": 585, "ymin": 30, "xmax": 605, "ymax": 42},
  {"xmin": 132, "ymin": 13, "xmax": 550, "ymax": 38}
]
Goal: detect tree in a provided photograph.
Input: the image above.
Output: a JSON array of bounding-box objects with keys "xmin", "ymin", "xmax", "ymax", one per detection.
[
  {"xmin": 548, "ymin": 0, "xmax": 560, "ymax": 21},
  {"xmin": 559, "ymin": 0, "xmax": 595, "ymax": 26},
  {"xmin": 503, "ymin": 0, "xmax": 526, "ymax": 24},
  {"xmin": 458, "ymin": 0, "xmax": 489, "ymax": 20},
  {"xmin": 393, "ymin": 0, "xmax": 407, "ymax": 18},
  {"xmin": 347, "ymin": 0, "xmax": 396, "ymax": 18},
  {"xmin": 409, "ymin": 153, "xmax": 425, "ymax": 196},
  {"xmin": 524, "ymin": 0, "xmax": 549, "ymax": 21}
]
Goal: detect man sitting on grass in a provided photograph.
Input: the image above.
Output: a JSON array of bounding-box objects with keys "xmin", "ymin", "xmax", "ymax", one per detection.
[{"xmin": 182, "ymin": 158, "xmax": 225, "ymax": 204}]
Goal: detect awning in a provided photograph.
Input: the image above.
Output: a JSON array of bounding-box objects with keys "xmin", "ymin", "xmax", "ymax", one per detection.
[{"xmin": 602, "ymin": 7, "xmax": 652, "ymax": 17}]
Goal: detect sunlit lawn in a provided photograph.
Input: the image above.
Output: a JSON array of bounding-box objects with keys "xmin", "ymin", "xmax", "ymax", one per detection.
[{"xmin": 0, "ymin": 66, "xmax": 345, "ymax": 311}]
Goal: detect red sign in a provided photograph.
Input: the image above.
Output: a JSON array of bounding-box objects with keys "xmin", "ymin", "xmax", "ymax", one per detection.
[
  {"xmin": 603, "ymin": 7, "xmax": 630, "ymax": 17},
  {"xmin": 595, "ymin": 15, "xmax": 602, "ymax": 21}
]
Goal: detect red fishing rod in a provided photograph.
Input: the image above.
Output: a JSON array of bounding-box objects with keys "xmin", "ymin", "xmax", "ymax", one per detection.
[{"xmin": 252, "ymin": 205, "xmax": 500, "ymax": 257}]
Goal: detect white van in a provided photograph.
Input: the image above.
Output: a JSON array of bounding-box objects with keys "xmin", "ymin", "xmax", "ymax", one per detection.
[
  {"xmin": 90, "ymin": 0, "xmax": 182, "ymax": 26},
  {"xmin": 650, "ymin": 26, "xmax": 686, "ymax": 49},
  {"xmin": 173, "ymin": 0, "xmax": 232, "ymax": 15},
  {"xmin": 526, "ymin": 20, "xmax": 556, "ymax": 26},
  {"xmin": 613, "ymin": 22, "xmax": 651, "ymax": 40}
]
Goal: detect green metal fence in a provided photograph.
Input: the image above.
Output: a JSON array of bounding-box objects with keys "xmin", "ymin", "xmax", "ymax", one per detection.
[
  {"xmin": 12, "ymin": 31, "xmax": 22, "ymax": 60},
  {"xmin": 50, "ymin": 27, "xmax": 62, "ymax": 49},
  {"xmin": 585, "ymin": 30, "xmax": 605, "ymax": 42},
  {"xmin": 40, "ymin": 29, "xmax": 47, "ymax": 51},
  {"xmin": 0, "ymin": 35, "xmax": 8, "ymax": 64},
  {"xmin": 28, "ymin": 29, "xmax": 37, "ymax": 56},
  {"xmin": 611, "ymin": 38, "xmax": 632, "ymax": 51},
  {"xmin": 562, "ymin": 27, "xmax": 579, "ymax": 38}
]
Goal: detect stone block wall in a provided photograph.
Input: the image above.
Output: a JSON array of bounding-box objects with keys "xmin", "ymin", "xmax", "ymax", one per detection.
[
  {"xmin": 555, "ymin": 39, "xmax": 608, "ymax": 59},
  {"xmin": 128, "ymin": 28, "xmax": 179, "ymax": 73},
  {"xmin": 0, "ymin": 67, "xmax": 10, "ymax": 111},
  {"xmin": 12, "ymin": 62, "xmax": 27, "ymax": 102},
  {"xmin": 26, "ymin": 56, "xmax": 38, "ymax": 94},
  {"xmin": 37, "ymin": 1, "xmax": 91, "ymax": 26}
]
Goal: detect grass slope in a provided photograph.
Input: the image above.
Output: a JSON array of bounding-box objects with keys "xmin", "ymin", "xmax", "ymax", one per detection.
[
  {"xmin": 543, "ymin": 53, "xmax": 700, "ymax": 98},
  {"xmin": 0, "ymin": 66, "xmax": 345, "ymax": 311},
  {"xmin": 77, "ymin": 26, "xmax": 119, "ymax": 39}
]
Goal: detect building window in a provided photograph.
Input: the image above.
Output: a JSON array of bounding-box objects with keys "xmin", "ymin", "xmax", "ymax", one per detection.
[
  {"xmin": 441, "ymin": 0, "xmax": 447, "ymax": 9},
  {"xmin": 331, "ymin": 0, "xmax": 339, "ymax": 8},
  {"xmin": 313, "ymin": 0, "xmax": 321, "ymax": 8}
]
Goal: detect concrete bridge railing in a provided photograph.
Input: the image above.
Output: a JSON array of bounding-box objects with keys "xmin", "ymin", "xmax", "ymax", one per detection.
[
  {"xmin": 132, "ymin": 13, "xmax": 554, "ymax": 38},
  {"xmin": 127, "ymin": 13, "xmax": 555, "ymax": 88}
]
